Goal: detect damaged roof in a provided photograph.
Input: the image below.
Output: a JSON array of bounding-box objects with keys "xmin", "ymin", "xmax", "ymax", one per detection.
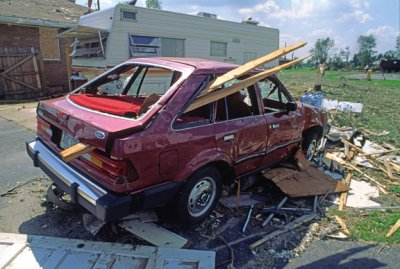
[{"xmin": 0, "ymin": 0, "xmax": 87, "ymax": 27}]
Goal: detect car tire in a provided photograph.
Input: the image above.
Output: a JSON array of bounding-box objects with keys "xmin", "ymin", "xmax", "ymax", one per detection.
[
  {"xmin": 302, "ymin": 132, "xmax": 320, "ymax": 161},
  {"xmin": 175, "ymin": 166, "xmax": 222, "ymax": 224}
]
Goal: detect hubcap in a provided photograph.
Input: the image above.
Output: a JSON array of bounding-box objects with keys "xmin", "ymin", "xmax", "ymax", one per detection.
[
  {"xmin": 187, "ymin": 177, "xmax": 216, "ymax": 217},
  {"xmin": 306, "ymin": 139, "xmax": 317, "ymax": 160}
]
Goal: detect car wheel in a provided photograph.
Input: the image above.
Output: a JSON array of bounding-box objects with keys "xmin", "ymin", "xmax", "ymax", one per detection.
[
  {"xmin": 302, "ymin": 132, "xmax": 320, "ymax": 161},
  {"xmin": 175, "ymin": 166, "xmax": 222, "ymax": 224}
]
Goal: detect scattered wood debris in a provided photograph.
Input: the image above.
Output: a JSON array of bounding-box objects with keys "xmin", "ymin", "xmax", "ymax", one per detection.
[
  {"xmin": 263, "ymin": 153, "xmax": 347, "ymax": 197},
  {"xmin": 339, "ymin": 173, "xmax": 353, "ymax": 211},
  {"xmin": 119, "ymin": 219, "xmax": 189, "ymax": 248},
  {"xmin": 386, "ymin": 219, "xmax": 400, "ymax": 238},
  {"xmin": 334, "ymin": 215, "xmax": 350, "ymax": 235},
  {"xmin": 249, "ymin": 213, "xmax": 317, "ymax": 249}
]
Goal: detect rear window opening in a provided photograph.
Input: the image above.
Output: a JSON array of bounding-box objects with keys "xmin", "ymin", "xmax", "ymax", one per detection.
[{"xmin": 69, "ymin": 64, "xmax": 182, "ymax": 118}]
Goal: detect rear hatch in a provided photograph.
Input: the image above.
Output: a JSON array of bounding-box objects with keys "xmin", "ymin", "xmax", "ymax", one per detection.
[{"xmin": 37, "ymin": 96, "xmax": 153, "ymax": 153}]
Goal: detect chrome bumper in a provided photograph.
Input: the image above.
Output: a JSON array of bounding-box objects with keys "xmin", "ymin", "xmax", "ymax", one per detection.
[{"xmin": 26, "ymin": 139, "xmax": 132, "ymax": 221}]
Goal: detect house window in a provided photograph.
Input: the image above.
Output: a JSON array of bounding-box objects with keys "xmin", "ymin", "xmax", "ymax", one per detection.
[
  {"xmin": 122, "ymin": 10, "xmax": 136, "ymax": 21},
  {"xmin": 129, "ymin": 35, "xmax": 185, "ymax": 57},
  {"xmin": 129, "ymin": 35, "xmax": 161, "ymax": 57},
  {"xmin": 210, "ymin": 41, "xmax": 227, "ymax": 57},
  {"xmin": 161, "ymin": 38, "xmax": 184, "ymax": 57},
  {"xmin": 73, "ymin": 36, "xmax": 107, "ymax": 58}
]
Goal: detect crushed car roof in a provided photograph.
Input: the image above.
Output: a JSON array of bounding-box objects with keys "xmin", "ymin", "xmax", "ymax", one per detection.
[{"xmin": 124, "ymin": 57, "xmax": 240, "ymax": 75}]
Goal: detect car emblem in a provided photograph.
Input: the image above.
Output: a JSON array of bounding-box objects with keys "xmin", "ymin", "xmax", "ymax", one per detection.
[{"xmin": 95, "ymin": 131, "xmax": 106, "ymax": 139}]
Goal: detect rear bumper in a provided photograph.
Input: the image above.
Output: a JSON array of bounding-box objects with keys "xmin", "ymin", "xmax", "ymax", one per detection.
[{"xmin": 26, "ymin": 139, "xmax": 181, "ymax": 221}]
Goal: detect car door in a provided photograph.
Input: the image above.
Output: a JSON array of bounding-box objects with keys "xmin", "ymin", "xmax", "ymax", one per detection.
[
  {"xmin": 258, "ymin": 77, "xmax": 303, "ymax": 166},
  {"xmin": 214, "ymin": 85, "xmax": 269, "ymax": 175}
]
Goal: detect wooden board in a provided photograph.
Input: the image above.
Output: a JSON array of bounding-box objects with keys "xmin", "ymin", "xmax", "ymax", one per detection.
[
  {"xmin": 185, "ymin": 55, "xmax": 307, "ymax": 113},
  {"xmin": 119, "ymin": 220, "xmax": 189, "ymax": 248},
  {"xmin": 386, "ymin": 219, "xmax": 400, "ymax": 237},
  {"xmin": 339, "ymin": 173, "xmax": 353, "ymax": 211},
  {"xmin": 207, "ymin": 41, "xmax": 307, "ymax": 91},
  {"xmin": 60, "ymin": 143, "xmax": 96, "ymax": 162},
  {"xmin": 0, "ymin": 233, "xmax": 214, "ymax": 269},
  {"xmin": 262, "ymin": 154, "xmax": 338, "ymax": 197},
  {"xmin": 39, "ymin": 27, "xmax": 61, "ymax": 60}
]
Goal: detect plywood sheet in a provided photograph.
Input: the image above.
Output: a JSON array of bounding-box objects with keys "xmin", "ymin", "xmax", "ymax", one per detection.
[
  {"xmin": 263, "ymin": 156, "xmax": 338, "ymax": 197},
  {"xmin": 39, "ymin": 27, "xmax": 60, "ymax": 60}
]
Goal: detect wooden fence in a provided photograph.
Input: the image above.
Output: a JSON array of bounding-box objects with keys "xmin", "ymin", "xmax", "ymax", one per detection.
[{"xmin": 0, "ymin": 47, "xmax": 43, "ymax": 100}]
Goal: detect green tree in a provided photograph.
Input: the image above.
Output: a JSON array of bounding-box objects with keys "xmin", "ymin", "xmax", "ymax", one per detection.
[
  {"xmin": 395, "ymin": 34, "xmax": 400, "ymax": 58},
  {"xmin": 309, "ymin": 37, "xmax": 335, "ymax": 65},
  {"xmin": 339, "ymin": 46, "xmax": 351, "ymax": 65},
  {"xmin": 357, "ymin": 34, "xmax": 376, "ymax": 67},
  {"xmin": 146, "ymin": 0, "xmax": 162, "ymax": 9}
]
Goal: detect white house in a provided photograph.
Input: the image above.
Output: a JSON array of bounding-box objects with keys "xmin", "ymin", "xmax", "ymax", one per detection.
[{"xmin": 60, "ymin": 4, "xmax": 279, "ymax": 76}]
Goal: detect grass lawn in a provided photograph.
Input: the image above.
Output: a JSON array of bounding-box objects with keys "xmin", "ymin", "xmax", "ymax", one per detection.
[{"xmin": 277, "ymin": 68, "xmax": 400, "ymax": 244}]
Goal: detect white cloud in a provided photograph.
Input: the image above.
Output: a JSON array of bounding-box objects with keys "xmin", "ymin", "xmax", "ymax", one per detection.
[
  {"xmin": 349, "ymin": 0, "xmax": 370, "ymax": 9},
  {"xmin": 309, "ymin": 29, "xmax": 333, "ymax": 37},
  {"xmin": 365, "ymin": 25, "xmax": 399, "ymax": 52},
  {"xmin": 340, "ymin": 10, "xmax": 373, "ymax": 24}
]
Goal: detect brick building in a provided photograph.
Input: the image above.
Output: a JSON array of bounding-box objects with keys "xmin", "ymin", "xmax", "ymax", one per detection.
[{"xmin": 0, "ymin": 0, "xmax": 87, "ymax": 100}]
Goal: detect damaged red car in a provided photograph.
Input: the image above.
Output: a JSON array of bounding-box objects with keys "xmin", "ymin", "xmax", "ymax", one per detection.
[{"xmin": 27, "ymin": 57, "xmax": 328, "ymax": 223}]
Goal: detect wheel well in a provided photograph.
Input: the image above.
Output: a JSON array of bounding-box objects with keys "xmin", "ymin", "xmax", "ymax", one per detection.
[
  {"xmin": 207, "ymin": 161, "xmax": 233, "ymax": 185},
  {"xmin": 303, "ymin": 125, "xmax": 323, "ymax": 140}
]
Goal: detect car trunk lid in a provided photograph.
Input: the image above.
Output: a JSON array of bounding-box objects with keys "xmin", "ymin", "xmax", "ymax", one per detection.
[{"xmin": 38, "ymin": 96, "xmax": 155, "ymax": 152}]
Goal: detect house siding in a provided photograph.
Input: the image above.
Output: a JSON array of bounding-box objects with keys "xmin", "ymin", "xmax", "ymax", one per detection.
[{"xmin": 74, "ymin": 4, "xmax": 279, "ymax": 68}]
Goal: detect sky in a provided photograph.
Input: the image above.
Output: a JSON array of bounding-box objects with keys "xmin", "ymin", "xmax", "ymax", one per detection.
[{"xmin": 77, "ymin": 0, "xmax": 400, "ymax": 58}]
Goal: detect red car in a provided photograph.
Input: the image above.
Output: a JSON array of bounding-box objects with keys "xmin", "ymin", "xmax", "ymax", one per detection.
[{"xmin": 27, "ymin": 57, "xmax": 328, "ymax": 223}]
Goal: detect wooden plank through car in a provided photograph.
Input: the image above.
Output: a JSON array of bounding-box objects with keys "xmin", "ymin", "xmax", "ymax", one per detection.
[
  {"xmin": 60, "ymin": 143, "xmax": 96, "ymax": 162},
  {"xmin": 206, "ymin": 41, "xmax": 307, "ymax": 92},
  {"xmin": 185, "ymin": 55, "xmax": 307, "ymax": 113}
]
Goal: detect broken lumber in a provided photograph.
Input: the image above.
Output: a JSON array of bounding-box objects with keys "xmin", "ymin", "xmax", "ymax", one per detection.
[
  {"xmin": 206, "ymin": 41, "xmax": 307, "ymax": 92},
  {"xmin": 249, "ymin": 213, "xmax": 316, "ymax": 249},
  {"xmin": 341, "ymin": 139, "xmax": 394, "ymax": 178},
  {"xmin": 334, "ymin": 180, "xmax": 350, "ymax": 193},
  {"xmin": 119, "ymin": 219, "xmax": 189, "ymax": 248},
  {"xmin": 339, "ymin": 173, "xmax": 353, "ymax": 211},
  {"xmin": 386, "ymin": 219, "xmax": 400, "ymax": 237},
  {"xmin": 60, "ymin": 143, "xmax": 95, "ymax": 162},
  {"xmin": 359, "ymin": 148, "xmax": 400, "ymax": 157},
  {"xmin": 325, "ymin": 152, "xmax": 387, "ymax": 193},
  {"xmin": 389, "ymin": 162, "xmax": 400, "ymax": 174},
  {"xmin": 384, "ymin": 160, "xmax": 395, "ymax": 181},
  {"xmin": 185, "ymin": 55, "xmax": 308, "ymax": 113},
  {"xmin": 335, "ymin": 215, "xmax": 350, "ymax": 235}
]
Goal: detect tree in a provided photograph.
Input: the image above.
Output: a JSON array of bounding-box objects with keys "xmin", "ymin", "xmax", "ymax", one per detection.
[
  {"xmin": 357, "ymin": 34, "xmax": 376, "ymax": 67},
  {"xmin": 339, "ymin": 46, "xmax": 351, "ymax": 64},
  {"xmin": 396, "ymin": 34, "xmax": 400, "ymax": 58},
  {"xmin": 146, "ymin": 0, "xmax": 162, "ymax": 9},
  {"xmin": 309, "ymin": 37, "xmax": 335, "ymax": 65}
]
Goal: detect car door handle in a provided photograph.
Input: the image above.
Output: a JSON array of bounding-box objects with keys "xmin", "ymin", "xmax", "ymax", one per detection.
[
  {"xmin": 271, "ymin": 123, "xmax": 280, "ymax": 130},
  {"xmin": 224, "ymin": 134, "xmax": 235, "ymax": 142}
]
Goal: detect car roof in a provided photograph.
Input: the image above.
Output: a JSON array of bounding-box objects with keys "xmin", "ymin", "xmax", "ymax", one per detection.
[{"xmin": 124, "ymin": 57, "xmax": 241, "ymax": 75}]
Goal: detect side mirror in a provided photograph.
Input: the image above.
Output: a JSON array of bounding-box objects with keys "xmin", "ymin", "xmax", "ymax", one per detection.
[{"xmin": 286, "ymin": 101, "xmax": 297, "ymax": 112}]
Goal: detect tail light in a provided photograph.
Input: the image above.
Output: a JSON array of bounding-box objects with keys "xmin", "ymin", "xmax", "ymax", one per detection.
[
  {"xmin": 81, "ymin": 152, "xmax": 138, "ymax": 183},
  {"xmin": 37, "ymin": 117, "xmax": 53, "ymax": 138}
]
